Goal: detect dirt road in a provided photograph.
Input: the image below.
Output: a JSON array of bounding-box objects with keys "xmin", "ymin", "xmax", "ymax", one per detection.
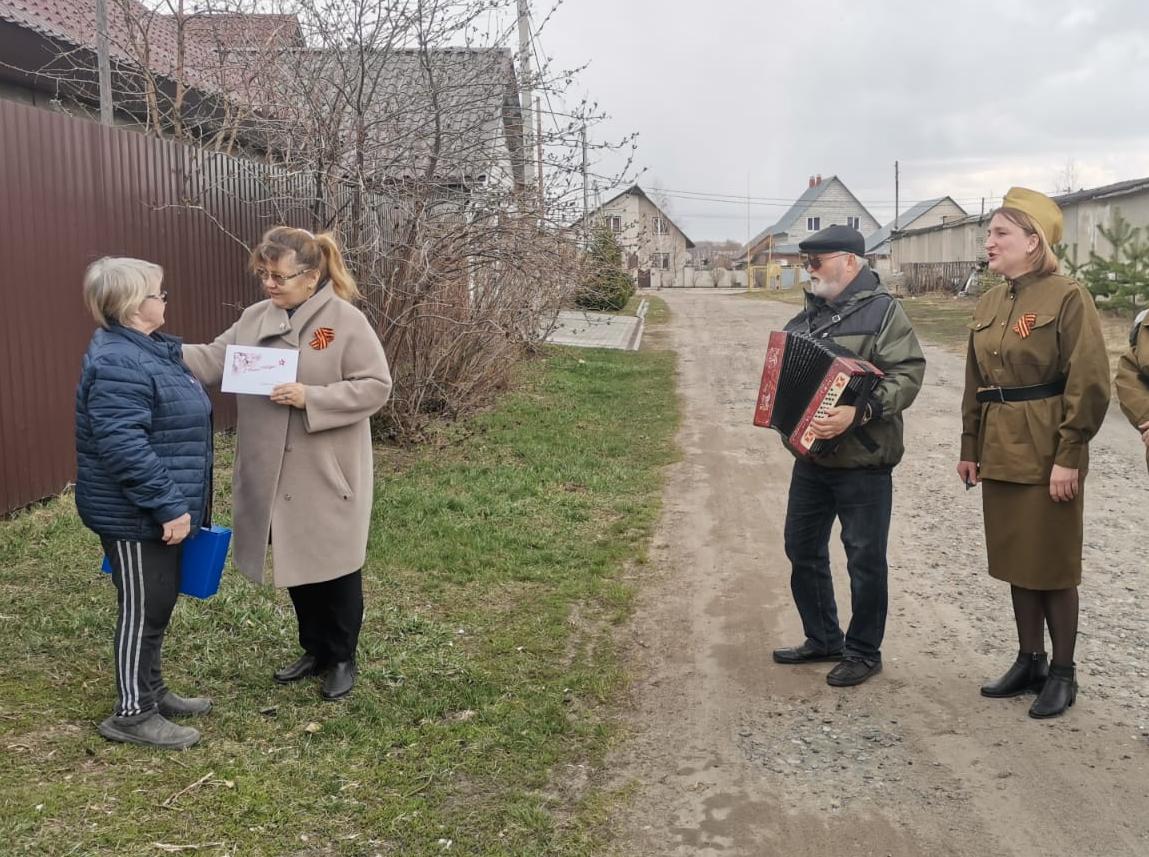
[{"xmin": 608, "ymin": 289, "xmax": 1149, "ymax": 857}]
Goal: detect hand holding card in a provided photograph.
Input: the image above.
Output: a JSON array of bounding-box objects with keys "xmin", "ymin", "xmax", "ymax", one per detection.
[{"xmin": 221, "ymin": 345, "xmax": 298, "ymax": 395}]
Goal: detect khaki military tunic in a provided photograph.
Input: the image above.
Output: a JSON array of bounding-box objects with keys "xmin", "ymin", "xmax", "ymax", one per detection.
[
  {"xmin": 960, "ymin": 273, "xmax": 1110, "ymax": 589},
  {"xmin": 1115, "ymin": 309, "xmax": 1149, "ymax": 474}
]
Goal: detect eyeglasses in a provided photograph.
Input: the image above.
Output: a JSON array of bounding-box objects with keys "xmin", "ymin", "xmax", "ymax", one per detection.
[
  {"xmin": 799, "ymin": 252, "xmax": 850, "ymax": 271},
  {"xmin": 144, "ymin": 290, "xmax": 168, "ymax": 303},
  {"xmin": 255, "ymin": 268, "xmax": 313, "ymax": 287}
]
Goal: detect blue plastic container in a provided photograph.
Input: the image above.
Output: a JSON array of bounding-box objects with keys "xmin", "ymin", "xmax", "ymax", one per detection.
[{"xmin": 101, "ymin": 525, "xmax": 231, "ymax": 599}]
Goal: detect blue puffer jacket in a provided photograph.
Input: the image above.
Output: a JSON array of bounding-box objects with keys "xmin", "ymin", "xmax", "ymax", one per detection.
[{"xmin": 75, "ymin": 325, "xmax": 213, "ymax": 541}]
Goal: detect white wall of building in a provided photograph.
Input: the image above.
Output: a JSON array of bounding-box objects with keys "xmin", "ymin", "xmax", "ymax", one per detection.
[
  {"xmin": 1061, "ymin": 192, "xmax": 1149, "ymax": 265},
  {"xmin": 789, "ymin": 179, "xmax": 881, "ymax": 243},
  {"xmin": 599, "ymin": 190, "xmax": 692, "ymax": 288}
]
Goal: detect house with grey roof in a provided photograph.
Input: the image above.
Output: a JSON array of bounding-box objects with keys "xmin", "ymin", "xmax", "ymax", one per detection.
[
  {"xmin": 0, "ymin": 2, "xmax": 525, "ymax": 193},
  {"xmin": 891, "ymin": 177, "xmax": 1149, "ymax": 269},
  {"xmin": 580, "ymin": 184, "xmax": 696, "ymax": 288},
  {"xmin": 0, "ymin": 0, "xmax": 302, "ymax": 132},
  {"xmin": 886, "ymin": 176, "xmax": 1149, "ymax": 294},
  {"xmin": 865, "ymin": 196, "xmax": 967, "ymax": 274},
  {"xmin": 736, "ymin": 175, "xmax": 880, "ymax": 270},
  {"xmin": 1055, "ymin": 177, "xmax": 1149, "ymax": 265}
]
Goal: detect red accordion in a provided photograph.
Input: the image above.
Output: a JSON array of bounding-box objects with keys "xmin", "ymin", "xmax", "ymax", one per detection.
[{"xmin": 754, "ymin": 331, "xmax": 884, "ymax": 458}]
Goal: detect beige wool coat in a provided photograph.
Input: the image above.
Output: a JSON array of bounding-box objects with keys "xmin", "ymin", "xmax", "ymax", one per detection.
[{"xmin": 183, "ymin": 286, "xmax": 392, "ymax": 588}]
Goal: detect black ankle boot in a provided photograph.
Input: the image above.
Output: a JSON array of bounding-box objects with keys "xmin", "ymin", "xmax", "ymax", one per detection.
[
  {"xmin": 1029, "ymin": 664, "xmax": 1077, "ymax": 718},
  {"xmin": 980, "ymin": 651, "xmax": 1048, "ymax": 698}
]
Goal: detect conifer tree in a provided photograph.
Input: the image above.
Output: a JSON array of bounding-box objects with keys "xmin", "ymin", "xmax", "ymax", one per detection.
[
  {"xmin": 576, "ymin": 223, "xmax": 636, "ymax": 311},
  {"xmin": 1058, "ymin": 211, "xmax": 1149, "ymax": 312}
]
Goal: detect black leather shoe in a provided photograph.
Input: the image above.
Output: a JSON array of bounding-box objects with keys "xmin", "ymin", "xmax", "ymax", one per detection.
[
  {"xmin": 826, "ymin": 657, "xmax": 882, "ymax": 687},
  {"xmin": 981, "ymin": 651, "xmax": 1048, "ymax": 698},
  {"xmin": 321, "ymin": 660, "xmax": 357, "ymax": 701},
  {"xmin": 1029, "ymin": 664, "xmax": 1077, "ymax": 719},
  {"xmin": 274, "ymin": 654, "xmax": 324, "ymax": 684},
  {"xmin": 772, "ymin": 641, "xmax": 845, "ymax": 664}
]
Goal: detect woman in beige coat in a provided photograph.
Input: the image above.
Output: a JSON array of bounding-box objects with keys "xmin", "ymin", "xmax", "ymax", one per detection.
[
  {"xmin": 184, "ymin": 227, "xmax": 392, "ymax": 701},
  {"xmin": 956, "ymin": 188, "xmax": 1109, "ymax": 719}
]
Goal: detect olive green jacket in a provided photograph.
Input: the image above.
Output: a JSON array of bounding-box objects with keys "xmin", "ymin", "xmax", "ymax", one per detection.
[
  {"xmin": 1114, "ymin": 309, "xmax": 1149, "ymax": 474},
  {"xmin": 960, "ymin": 273, "xmax": 1110, "ymax": 484},
  {"xmin": 783, "ymin": 269, "xmax": 926, "ymax": 469}
]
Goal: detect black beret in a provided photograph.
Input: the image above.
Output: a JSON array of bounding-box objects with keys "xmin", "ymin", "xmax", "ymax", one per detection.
[{"xmin": 798, "ymin": 224, "xmax": 865, "ymax": 256}]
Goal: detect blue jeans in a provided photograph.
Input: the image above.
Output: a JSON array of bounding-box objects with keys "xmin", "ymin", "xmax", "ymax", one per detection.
[{"xmin": 783, "ymin": 459, "xmax": 893, "ymax": 661}]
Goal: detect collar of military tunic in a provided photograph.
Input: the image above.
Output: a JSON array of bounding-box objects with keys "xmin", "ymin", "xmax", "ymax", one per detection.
[{"xmin": 1006, "ymin": 271, "xmax": 1046, "ymax": 292}]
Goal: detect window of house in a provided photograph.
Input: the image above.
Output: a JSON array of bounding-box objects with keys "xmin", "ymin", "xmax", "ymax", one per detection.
[
  {"xmin": 653, "ymin": 217, "xmax": 668, "ymax": 235},
  {"xmin": 806, "ymin": 216, "xmax": 820, "ymax": 231},
  {"xmin": 608, "ymin": 215, "xmax": 622, "ymax": 233},
  {"xmin": 846, "ymin": 216, "xmax": 860, "ymax": 230},
  {"xmin": 652, "ymin": 252, "xmax": 670, "ymax": 270}
]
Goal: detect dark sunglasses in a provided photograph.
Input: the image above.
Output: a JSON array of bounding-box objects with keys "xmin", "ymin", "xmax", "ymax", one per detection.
[{"xmin": 799, "ymin": 252, "xmax": 850, "ymax": 271}]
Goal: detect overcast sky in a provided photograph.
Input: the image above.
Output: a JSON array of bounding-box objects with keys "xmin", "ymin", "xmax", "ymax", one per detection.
[{"xmin": 530, "ymin": 0, "xmax": 1149, "ymax": 242}]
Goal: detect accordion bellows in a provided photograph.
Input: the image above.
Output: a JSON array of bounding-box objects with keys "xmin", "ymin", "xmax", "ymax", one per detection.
[{"xmin": 754, "ymin": 331, "xmax": 884, "ymax": 458}]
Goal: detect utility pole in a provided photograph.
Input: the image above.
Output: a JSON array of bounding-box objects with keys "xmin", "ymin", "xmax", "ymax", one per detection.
[
  {"xmin": 894, "ymin": 160, "xmax": 900, "ymax": 231},
  {"xmin": 95, "ymin": 0, "xmax": 114, "ymax": 124},
  {"xmin": 580, "ymin": 124, "xmax": 589, "ymax": 224},
  {"xmin": 746, "ymin": 170, "xmax": 753, "ymax": 289},
  {"xmin": 980, "ymin": 196, "xmax": 985, "ymax": 217},
  {"xmin": 536, "ymin": 96, "xmax": 544, "ymax": 215},
  {"xmin": 517, "ymin": 0, "xmax": 535, "ymax": 194}
]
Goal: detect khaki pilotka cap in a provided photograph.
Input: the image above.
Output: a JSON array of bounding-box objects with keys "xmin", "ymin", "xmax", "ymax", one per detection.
[{"xmin": 1002, "ymin": 186, "xmax": 1064, "ymax": 245}]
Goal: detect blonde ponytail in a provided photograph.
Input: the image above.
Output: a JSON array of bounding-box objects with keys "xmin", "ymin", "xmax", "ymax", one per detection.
[
  {"xmin": 314, "ymin": 232, "xmax": 361, "ymax": 301},
  {"xmin": 250, "ymin": 226, "xmax": 361, "ymax": 302}
]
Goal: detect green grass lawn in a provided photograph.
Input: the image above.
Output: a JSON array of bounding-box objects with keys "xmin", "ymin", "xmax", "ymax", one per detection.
[
  {"xmin": 741, "ymin": 286, "xmax": 805, "ymax": 307},
  {"xmin": 619, "ymin": 294, "xmax": 670, "ymax": 326},
  {"xmin": 0, "ymin": 345, "xmax": 679, "ymax": 856},
  {"xmin": 895, "ymin": 293, "xmax": 978, "ymax": 351}
]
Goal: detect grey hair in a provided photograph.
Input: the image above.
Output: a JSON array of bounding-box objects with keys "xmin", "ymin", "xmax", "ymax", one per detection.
[{"xmin": 83, "ymin": 257, "xmax": 164, "ymax": 328}]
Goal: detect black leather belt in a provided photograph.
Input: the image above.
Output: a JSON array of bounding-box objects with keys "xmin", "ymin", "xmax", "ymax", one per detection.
[{"xmin": 976, "ymin": 379, "xmax": 1066, "ymax": 403}]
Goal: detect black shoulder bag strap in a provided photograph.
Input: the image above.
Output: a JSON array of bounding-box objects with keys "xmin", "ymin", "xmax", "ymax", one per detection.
[
  {"xmin": 806, "ymin": 293, "xmax": 889, "ymax": 339},
  {"xmin": 807, "ymin": 295, "xmax": 892, "ymax": 453}
]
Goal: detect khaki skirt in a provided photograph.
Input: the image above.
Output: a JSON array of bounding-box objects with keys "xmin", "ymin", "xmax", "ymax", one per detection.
[{"xmin": 982, "ymin": 478, "xmax": 1084, "ymax": 589}]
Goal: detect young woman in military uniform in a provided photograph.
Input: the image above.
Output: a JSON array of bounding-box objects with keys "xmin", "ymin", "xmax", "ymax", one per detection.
[
  {"xmin": 1115, "ymin": 309, "xmax": 1149, "ymax": 474},
  {"xmin": 956, "ymin": 187, "xmax": 1110, "ymax": 719}
]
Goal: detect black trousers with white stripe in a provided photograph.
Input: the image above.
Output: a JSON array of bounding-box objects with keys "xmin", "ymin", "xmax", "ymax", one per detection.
[{"xmin": 102, "ymin": 539, "xmax": 182, "ymax": 724}]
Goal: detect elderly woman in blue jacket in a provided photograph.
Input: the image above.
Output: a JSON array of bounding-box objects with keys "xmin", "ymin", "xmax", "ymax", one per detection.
[{"xmin": 75, "ymin": 258, "xmax": 214, "ymax": 750}]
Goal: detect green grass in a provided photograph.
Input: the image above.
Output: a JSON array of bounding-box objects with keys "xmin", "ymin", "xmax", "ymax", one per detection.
[
  {"xmin": 639, "ymin": 295, "xmax": 670, "ymax": 327},
  {"xmin": 0, "ymin": 346, "xmax": 679, "ymax": 856},
  {"xmin": 895, "ymin": 293, "xmax": 978, "ymax": 351},
  {"xmin": 618, "ymin": 294, "xmax": 670, "ymax": 326},
  {"xmin": 741, "ymin": 286, "xmax": 805, "ymax": 307}
]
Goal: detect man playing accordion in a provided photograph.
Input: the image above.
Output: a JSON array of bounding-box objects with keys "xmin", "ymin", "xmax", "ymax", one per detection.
[{"xmin": 770, "ymin": 225, "xmax": 926, "ymax": 686}]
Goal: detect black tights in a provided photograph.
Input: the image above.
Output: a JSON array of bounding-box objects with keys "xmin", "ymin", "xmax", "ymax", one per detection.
[{"xmin": 1011, "ymin": 585, "xmax": 1078, "ymax": 667}]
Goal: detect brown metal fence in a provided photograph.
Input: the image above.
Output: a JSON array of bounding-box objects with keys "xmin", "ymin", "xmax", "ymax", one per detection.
[{"xmin": 0, "ymin": 98, "xmax": 312, "ymax": 515}]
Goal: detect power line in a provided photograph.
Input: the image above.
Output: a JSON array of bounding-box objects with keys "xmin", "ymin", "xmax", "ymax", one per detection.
[
  {"xmin": 527, "ymin": 12, "xmax": 564, "ymax": 138},
  {"xmin": 656, "ymin": 187, "xmax": 997, "ymax": 208}
]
